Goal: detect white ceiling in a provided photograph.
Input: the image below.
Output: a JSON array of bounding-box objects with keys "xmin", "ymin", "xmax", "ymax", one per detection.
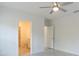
[{"xmin": 0, "ymin": 2, "xmax": 79, "ymax": 19}]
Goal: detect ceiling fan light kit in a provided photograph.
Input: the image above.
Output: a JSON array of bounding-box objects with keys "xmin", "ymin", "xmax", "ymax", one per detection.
[{"xmin": 53, "ymin": 7, "xmax": 59, "ymax": 12}]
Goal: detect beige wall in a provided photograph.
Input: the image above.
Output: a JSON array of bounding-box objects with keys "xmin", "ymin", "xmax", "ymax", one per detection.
[{"xmin": 53, "ymin": 13, "xmax": 79, "ymax": 55}]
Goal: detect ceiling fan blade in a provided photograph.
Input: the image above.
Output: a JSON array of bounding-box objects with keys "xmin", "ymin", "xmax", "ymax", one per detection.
[
  {"xmin": 73, "ymin": 10, "xmax": 79, "ymax": 13},
  {"xmin": 62, "ymin": 2, "xmax": 73, "ymax": 6},
  {"xmin": 40, "ymin": 6, "xmax": 51, "ymax": 8},
  {"xmin": 49, "ymin": 10, "xmax": 53, "ymax": 14},
  {"xmin": 59, "ymin": 8, "xmax": 67, "ymax": 12}
]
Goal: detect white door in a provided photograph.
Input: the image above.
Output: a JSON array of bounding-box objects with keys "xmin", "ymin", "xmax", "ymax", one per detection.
[
  {"xmin": 47, "ymin": 26, "xmax": 53, "ymax": 48},
  {"xmin": 44, "ymin": 26, "xmax": 54, "ymax": 49}
]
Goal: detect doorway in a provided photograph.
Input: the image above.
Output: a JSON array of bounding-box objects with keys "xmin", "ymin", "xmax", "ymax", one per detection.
[
  {"xmin": 18, "ymin": 20, "xmax": 31, "ymax": 56},
  {"xmin": 44, "ymin": 26, "xmax": 54, "ymax": 49}
]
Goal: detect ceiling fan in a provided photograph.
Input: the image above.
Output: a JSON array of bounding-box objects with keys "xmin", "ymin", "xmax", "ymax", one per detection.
[
  {"xmin": 73, "ymin": 10, "xmax": 79, "ymax": 13},
  {"xmin": 40, "ymin": 2, "xmax": 73, "ymax": 14}
]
